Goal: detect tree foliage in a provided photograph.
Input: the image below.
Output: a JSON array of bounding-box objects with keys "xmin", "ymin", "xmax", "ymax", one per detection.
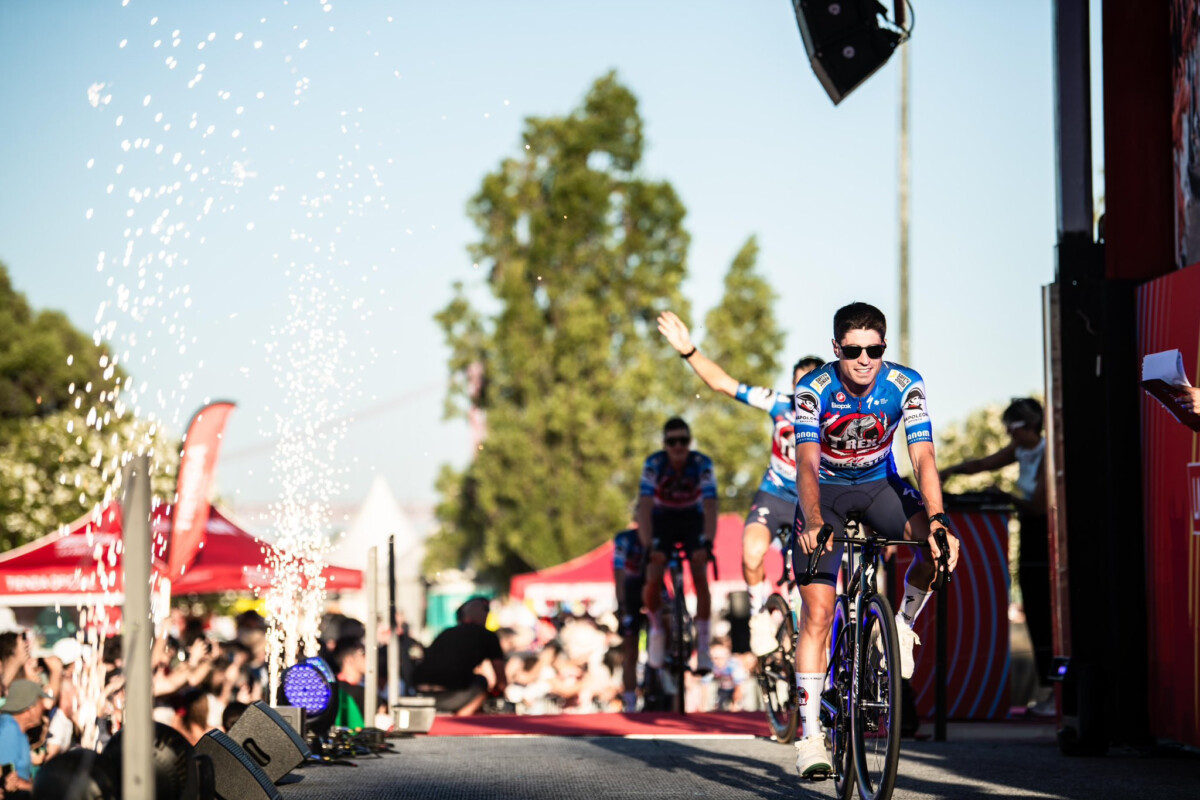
[
  {"xmin": 690, "ymin": 236, "xmax": 785, "ymax": 512},
  {"xmin": 0, "ymin": 262, "xmax": 177, "ymax": 549},
  {"xmin": 0, "ymin": 409, "xmax": 179, "ymax": 551},
  {"xmin": 0, "ymin": 262, "xmax": 123, "ymax": 436},
  {"xmin": 429, "ymin": 73, "xmax": 693, "ymax": 582}
]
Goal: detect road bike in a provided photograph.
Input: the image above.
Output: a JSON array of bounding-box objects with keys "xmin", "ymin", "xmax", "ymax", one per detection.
[
  {"xmin": 799, "ymin": 513, "xmax": 951, "ymax": 800},
  {"xmin": 640, "ymin": 538, "xmax": 714, "ymax": 713},
  {"xmin": 757, "ymin": 522, "xmax": 800, "ymax": 743}
]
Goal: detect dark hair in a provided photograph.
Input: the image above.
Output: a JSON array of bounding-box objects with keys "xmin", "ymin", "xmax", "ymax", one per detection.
[
  {"xmin": 456, "ymin": 595, "xmax": 491, "ymax": 624},
  {"xmin": 793, "ymin": 356, "xmax": 824, "ymax": 375},
  {"xmin": 833, "ymin": 302, "xmax": 887, "ymax": 342},
  {"xmin": 331, "ymin": 636, "xmax": 366, "ymax": 672},
  {"xmin": 662, "ymin": 416, "xmax": 689, "ymax": 436},
  {"xmin": 0, "ymin": 631, "xmax": 17, "ymax": 661},
  {"xmin": 1003, "ymin": 398, "xmax": 1043, "ymax": 431},
  {"xmin": 222, "ymin": 700, "xmax": 248, "ymax": 732}
]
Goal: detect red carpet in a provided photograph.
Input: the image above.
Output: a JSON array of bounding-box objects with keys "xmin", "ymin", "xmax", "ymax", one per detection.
[{"xmin": 428, "ymin": 711, "xmax": 767, "ymax": 737}]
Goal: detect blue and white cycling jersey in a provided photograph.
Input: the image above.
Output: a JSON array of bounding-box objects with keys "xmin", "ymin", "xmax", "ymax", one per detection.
[
  {"xmin": 734, "ymin": 384, "xmax": 798, "ymax": 500},
  {"xmin": 638, "ymin": 450, "xmax": 717, "ymax": 511},
  {"xmin": 612, "ymin": 528, "xmax": 645, "ymax": 579},
  {"xmin": 792, "ymin": 361, "xmax": 933, "ymax": 484}
]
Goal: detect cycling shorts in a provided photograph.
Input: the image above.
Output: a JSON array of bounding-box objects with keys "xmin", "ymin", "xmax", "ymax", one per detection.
[
  {"xmin": 650, "ymin": 508, "xmax": 705, "ymax": 557},
  {"xmin": 792, "ymin": 475, "xmax": 926, "ymax": 588},
  {"xmin": 743, "ymin": 489, "xmax": 798, "ymax": 535}
]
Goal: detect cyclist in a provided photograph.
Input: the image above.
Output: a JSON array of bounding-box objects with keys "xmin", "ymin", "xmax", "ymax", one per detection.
[
  {"xmin": 657, "ymin": 309, "xmax": 824, "ymax": 656},
  {"xmin": 791, "ymin": 302, "xmax": 960, "ymax": 778},
  {"xmin": 637, "ymin": 417, "xmax": 718, "ymax": 673},
  {"xmin": 612, "ymin": 522, "xmax": 647, "ymax": 711}
]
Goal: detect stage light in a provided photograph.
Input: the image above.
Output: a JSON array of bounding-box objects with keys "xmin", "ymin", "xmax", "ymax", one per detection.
[
  {"xmin": 791, "ymin": 0, "xmax": 907, "ymax": 105},
  {"xmin": 281, "ymin": 656, "xmax": 339, "ymax": 739}
]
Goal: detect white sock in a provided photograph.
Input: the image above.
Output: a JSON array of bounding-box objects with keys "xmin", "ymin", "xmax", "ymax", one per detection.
[
  {"xmin": 748, "ymin": 581, "xmax": 771, "ymax": 614},
  {"xmin": 899, "ymin": 582, "xmax": 931, "ymax": 628},
  {"xmin": 695, "ymin": 619, "xmax": 711, "ymax": 654},
  {"xmin": 798, "ymin": 672, "xmax": 824, "ymax": 740},
  {"xmin": 648, "ymin": 607, "xmax": 663, "ymax": 633}
]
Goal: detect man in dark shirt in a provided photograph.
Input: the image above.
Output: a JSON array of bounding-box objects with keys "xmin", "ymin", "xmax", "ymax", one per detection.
[{"xmin": 412, "ymin": 596, "xmax": 505, "ymax": 716}]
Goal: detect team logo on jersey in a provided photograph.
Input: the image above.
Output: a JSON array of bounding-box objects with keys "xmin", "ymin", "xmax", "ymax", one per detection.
[
  {"xmin": 826, "ymin": 413, "xmax": 885, "ymax": 451},
  {"xmin": 903, "ymin": 388, "xmax": 925, "ymax": 411},
  {"xmin": 835, "ymin": 391, "xmax": 846, "ymax": 403},
  {"xmin": 887, "ymin": 371, "xmax": 911, "ymax": 391},
  {"xmin": 812, "ymin": 372, "xmax": 832, "ymax": 392},
  {"xmin": 796, "ymin": 392, "xmax": 819, "ymax": 415}
]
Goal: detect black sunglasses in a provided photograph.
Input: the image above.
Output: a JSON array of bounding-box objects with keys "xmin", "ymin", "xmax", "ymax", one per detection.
[
  {"xmin": 839, "ymin": 343, "xmax": 886, "ymax": 359},
  {"xmin": 664, "ymin": 436, "xmax": 691, "ymax": 447}
]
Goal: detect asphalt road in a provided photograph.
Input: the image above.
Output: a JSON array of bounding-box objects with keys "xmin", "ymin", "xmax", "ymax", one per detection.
[{"xmin": 276, "ymin": 731, "xmax": 1200, "ymax": 800}]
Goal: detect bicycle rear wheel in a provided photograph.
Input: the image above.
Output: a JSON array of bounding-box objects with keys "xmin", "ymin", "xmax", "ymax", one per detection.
[
  {"xmin": 827, "ymin": 595, "xmax": 856, "ymax": 800},
  {"xmin": 851, "ymin": 594, "xmax": 901, "ymax": 800},
  {"xmin": 758, "ymin": 593, "xmax": 798, "ymax": 743}
]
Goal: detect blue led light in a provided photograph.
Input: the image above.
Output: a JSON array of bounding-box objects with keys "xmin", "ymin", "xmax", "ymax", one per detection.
[{"xmin": 282, "ymin": 658, "xmax": 334, "ymax": 714}]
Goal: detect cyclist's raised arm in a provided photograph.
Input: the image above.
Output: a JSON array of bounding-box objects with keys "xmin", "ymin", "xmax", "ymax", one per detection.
[{"xmin": 657, "ymin": 310, "xmax": 738, "ymax": 397}]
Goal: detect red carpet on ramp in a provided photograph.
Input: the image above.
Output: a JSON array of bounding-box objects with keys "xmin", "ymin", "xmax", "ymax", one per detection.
[{"xmin": 428, "ymin": 711, "xmax": 766, "ymax": 737}]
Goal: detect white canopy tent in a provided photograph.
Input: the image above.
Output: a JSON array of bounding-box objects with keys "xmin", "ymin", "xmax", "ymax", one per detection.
[{"xmin": 328, "ymin": 476, "xmax": 428, "ymax": 639}]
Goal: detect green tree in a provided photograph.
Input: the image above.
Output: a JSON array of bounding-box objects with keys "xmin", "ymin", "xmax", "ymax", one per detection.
[
  {"xmin": 936, "ymin": 402, "xmax": 1024, "ymax": 495},
  {"xmin": 429, "ymin": 73, "xmax": 692, "ymax": 582},
  {"xmin": 690, "ymin": 236, "xmax": 785, "ymax": 512},
  {"xmin": 0, "ymin": 262, "xmax": 123, "ymax": 435}
]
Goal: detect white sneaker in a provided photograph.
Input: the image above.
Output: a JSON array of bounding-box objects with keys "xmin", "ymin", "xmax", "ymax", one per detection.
[
  {"xmin": 895, "ymin": 613, "xmax": 921, "ymax": 680},
  {"xmin": 749, "ymin": 609, "xmax": 779, "ymax": 657},
  {"xmin": 695, "ymin": 648, "xmax": 712, "ymax": 675},
  {"xmin": 647, "ymin": 627, "xmax": 666, "ymax": 669},
  {"xmin": 794, "ymin": 734, "xmax": 832, "ymax": 779}
]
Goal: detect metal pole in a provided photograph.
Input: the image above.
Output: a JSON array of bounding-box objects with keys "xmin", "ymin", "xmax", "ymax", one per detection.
[
  {"xmin": 122, "ymin": 456, "xmax": 153, "ymax": 800},
  {"xmin": 934, "ymin": 589, "xmax": 947, "ymax": 741},
  {"xmin": 387, "ymin": 534, "xmax": 400, "ymax": 706},
  {"xmin": 365, "ymin": 546, "xmax": 379, "ymax": 726},
  {"xmin": 898, "ymin": 39, "xmax": 911, "ymax": 366}
]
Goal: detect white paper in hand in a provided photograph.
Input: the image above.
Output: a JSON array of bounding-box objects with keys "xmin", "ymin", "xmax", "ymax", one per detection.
[{"xmin": 1142, "ymin": 349, "xmax": 1191, "ymax": 387}]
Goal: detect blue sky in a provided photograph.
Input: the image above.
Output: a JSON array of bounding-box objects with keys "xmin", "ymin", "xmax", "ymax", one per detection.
[{"xmin": 0, "ymin": 1, "xmax": 1090, "ymax": 526}]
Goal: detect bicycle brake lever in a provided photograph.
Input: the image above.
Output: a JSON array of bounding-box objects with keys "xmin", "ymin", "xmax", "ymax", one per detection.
[
  {"xmin": 797, "ymin": 523, "xmax": 833, "ymax": 586},
  {"xmin": 931, "ymin": 526, "xmax": 952, "ymax": 590}
]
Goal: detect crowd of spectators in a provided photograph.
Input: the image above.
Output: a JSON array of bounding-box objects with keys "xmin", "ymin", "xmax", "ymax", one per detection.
[{"xmin": 0, "ymin": 594, "xmax": 760, "ymax": 795}]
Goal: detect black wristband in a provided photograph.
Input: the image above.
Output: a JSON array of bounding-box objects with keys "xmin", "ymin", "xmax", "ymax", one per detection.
[
  {"xmin": 929, "ymin": 512, "xmax": 950, "ymax": 528},
  {"xmin": 680, "ymin": 347, "xmax": 697, "ymax": 360}
]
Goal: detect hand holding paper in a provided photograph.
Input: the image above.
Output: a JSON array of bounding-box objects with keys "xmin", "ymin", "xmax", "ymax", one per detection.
[{"xmin": 1141, "ymin": 350, "xmax": 1200, "ymax": 431}]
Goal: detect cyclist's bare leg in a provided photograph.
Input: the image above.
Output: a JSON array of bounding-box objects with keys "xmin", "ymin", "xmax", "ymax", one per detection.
[
  {"xmin": 796, "ymin": 582, "xmax": 836, "ymax": 674},
  {"xmin": 741, "ymin": 520, "xmax": 771, "ymax": 587},
  {"xmin": 644, "ymin": 553, "xmax": 667, "ymax": 617},
  {"xmin": 901, "ymin": 510, "xmax": 936, "ymax": 590}
]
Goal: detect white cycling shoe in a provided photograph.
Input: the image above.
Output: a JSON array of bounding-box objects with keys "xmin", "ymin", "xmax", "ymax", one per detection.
[
  {"xmin": 794, "ymin": 735, "xmax": 832, "ymax": 779},
  {"xmin": 895, "ymin": 613, "xmax": 921, "ymax": 680},
  {"xmin": 749, "ymin": 610, "xmax": 779, "ymax": 657},
  {"xmin": 647, "ymin": 627, "xmax": 666, "ymax": 669}
]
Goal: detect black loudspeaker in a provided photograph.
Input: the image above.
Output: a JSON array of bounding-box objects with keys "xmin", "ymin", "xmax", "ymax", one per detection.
[
  {"xmin": 194, "ymin": 729, "xmax": 283, "ymax": 800},
  {"xmin": 791, "ymin": 0, "xmax": 902, "ymax": 104},
  {"xmin": 228, "ymin": 700, "xmax": 311, "ymax": 783}
]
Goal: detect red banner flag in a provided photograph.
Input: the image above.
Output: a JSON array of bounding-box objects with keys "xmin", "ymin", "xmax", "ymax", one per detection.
[{"xmin": 168, "ymin": 401, "xmax": 236, "ymax": 579}]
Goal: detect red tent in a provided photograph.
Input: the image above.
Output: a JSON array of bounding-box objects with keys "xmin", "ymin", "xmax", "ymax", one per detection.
[
  {"xmin": 509, "ymin": 513, "xmax": 784, "ymax": 615},
  {"xmin": 0, "ymin": 503, "xmax": 362, "ymax": 607}
]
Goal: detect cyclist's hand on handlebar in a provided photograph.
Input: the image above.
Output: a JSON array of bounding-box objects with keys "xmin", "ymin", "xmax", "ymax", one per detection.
[
  {"xmin": 927, "ymin": 517, "xmax": 960, "ymax": 573},
  {"xmin": 798, "ymin": 522, "xmax": 833, "ymax": 555}
]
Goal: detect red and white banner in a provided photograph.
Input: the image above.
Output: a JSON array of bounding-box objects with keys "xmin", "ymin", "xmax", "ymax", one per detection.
[
  {"xmin": 168, "ymin": 401, "xmax": 236, "ymax": 579},
  {"xmin": 1138, "ymin": 262, "xmax": 1200, "ymax": 749}
]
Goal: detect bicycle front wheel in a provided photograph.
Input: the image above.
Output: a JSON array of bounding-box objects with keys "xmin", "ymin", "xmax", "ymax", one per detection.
[
  {"xmin": 828, "ymin": 595, "xmax": 856, "ymax": 800},
  {"xmin": 758, "ymin": 593, "xmax": 798, "ymax": 743},
  {"xmin": 851, "ymin": 594, "xmax": 901, "ymax": 800}
]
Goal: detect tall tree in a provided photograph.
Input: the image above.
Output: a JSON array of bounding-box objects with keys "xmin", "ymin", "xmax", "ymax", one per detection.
[
  {"xmin": 429, "ymin": 73, "xmax": 692, "ymax": 582},
  {"xmin": 690, "ymin": 236, "xmax": 785, "ymax": 512},
  {"xmin": 0, "ymin": 262, "xmax": 122, "ymax": 435}
]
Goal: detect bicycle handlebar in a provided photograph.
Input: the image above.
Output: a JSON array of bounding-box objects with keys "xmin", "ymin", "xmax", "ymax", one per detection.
[{"xmin": 797, "ymin": 524, "xmax": 834, "ymax": 586}]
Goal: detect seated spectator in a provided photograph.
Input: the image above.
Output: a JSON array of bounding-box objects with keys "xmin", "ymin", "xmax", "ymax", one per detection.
[
  {"xmin": 411, "ymin": 597, "xmax": 505, "ymax": 716},
  {"xmin": 0, "ymin": 679, "xmax": 50, "ymax": 794},
  {"xmin": 172, "ymin": 686, "xmax": 210, "ymax": 745},
  {"xmin": 332, "ymin": 637, "xmax": 367, "ymax": 727}
]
